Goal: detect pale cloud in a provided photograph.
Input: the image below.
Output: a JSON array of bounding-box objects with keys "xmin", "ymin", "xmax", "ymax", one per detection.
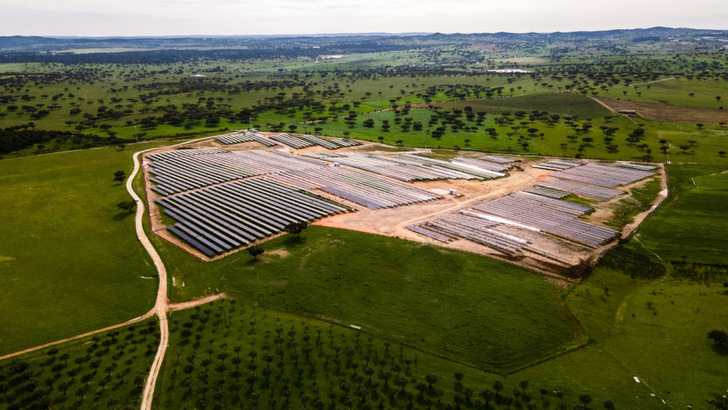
[{"xmin": 0, "ymin": 0, "xmax": 726, "ymax": 36}]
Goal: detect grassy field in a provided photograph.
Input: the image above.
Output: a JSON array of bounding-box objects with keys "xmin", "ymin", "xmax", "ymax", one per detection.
[
  {"xmin": 155, "ymin": 227, "xmax": 585, "ymax": 373},
  {"xmin": 635, "ymin": 165, "xmax": 728, "ymax": 265},
  {"xmin": 547, "ymin": 263, "xmax": 728, "ymax": 409},
  {"xmin": 605, "ymin": 177, "xmax": 662, "ymax": 230},
  {"xmin": 154, "ymin": 300, "xmax": 609, "ymax": 409},
  {"xmin": 432, "ymin": 93, "xmax": 612, "ymax": 118},
  {"xmin": 599, "ymin": 78, "xmax": 728, "ymax": 110},
  {"xmin": 0, "ymin": 318, "xmax": 158, "ymax": 409},
  {"xmin": 0, "ymin": 143, "xmax": 165, "ymax": 355}
]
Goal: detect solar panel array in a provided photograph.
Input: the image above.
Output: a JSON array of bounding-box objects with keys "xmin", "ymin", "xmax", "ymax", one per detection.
[
  {"xmin": 524, "ymin": 186, "xmax": 569, "ymax": 199},
  {"xmin": 156, "ymin": 178, "xmax": 349, "ymax": 257},
  {"xmin": 472, "ymin": 192, "xmax": 617, "ymax": 247},
  {"xmin": 618, "ymin": 162, "xmax": 659, "ymax": 171},
  {"xmin": 537, "ymin": 179, "xmax": 623, "ymax": 200},
  {"xmin": 147, "ymin": 149, "xmax": 325, "ymax": 196},
  {"xmin": 305, "ymin": 153, "xmax": 505, "ymax": 181},
  {"xmin": 533, "ymin": 160, "xmax": 582, "ymax": 171},
  {"xmin": 269, "ymin": 133, "xmax": 315, "ymax": 149},
  {"xmin": 330, "ymin": 138, "xmax": 361, "ymax": 147},
  {"xmin": 267, "ymin": 167, "xmax": 441, "ymax": 209},
  {"xmin": 550, "ymin": 163, "xmax": 654, "ymax": 187},
  {"xmin": 298, "ymin": 135, "xmax": 340, "ymax": 150},
  {"xmin": 481, "ymin": 155, "xmax": 519, "ymax": 164},
  {"xmin": 215, "ymin": 132, "xmax": 278, "ymax": 147},
  {"xmin": 450, "ymin": 157, "xmax": 509, "ymax": 172},
  {"xmin": 147, "ymin": 148, "xmax": 448, "ymax": 255},
  {"xmin": 411, "ymin": 213, "xmax": 527, "ymax": 254}
]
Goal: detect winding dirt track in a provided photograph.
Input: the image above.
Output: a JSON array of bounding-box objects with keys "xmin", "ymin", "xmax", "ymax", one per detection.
[
  {"xmin": 135, "ymin": 137, "xmax": 227, "ymax": 410},
  {"xmin": 130, "ymin": 147, "xmax": 170, "ymax": 410}
]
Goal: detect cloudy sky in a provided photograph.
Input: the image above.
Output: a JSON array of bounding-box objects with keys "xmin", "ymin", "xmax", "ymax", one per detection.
[{"xmin": 1, "ymin": 0, "xmax": 726, "ymax": 36}]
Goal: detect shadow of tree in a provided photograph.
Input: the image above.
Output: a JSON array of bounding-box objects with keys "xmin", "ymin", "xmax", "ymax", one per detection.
[
  {"xmin": 113, "ymin": 211, "xmax": 133, "ymax": 221},
  {"xmin": 283, "ymin": 236, "xmax": 306, "ymax": 247},
  {"xmin": 710, "ymin": 344, "xmax": 728, "ymax": 356}
]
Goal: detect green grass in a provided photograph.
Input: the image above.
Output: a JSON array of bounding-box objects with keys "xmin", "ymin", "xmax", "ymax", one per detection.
[
  {"xmin": 599, "ymin": 78, "xmax": 727, "ymax": 110},
  {"xmin": 636, "ymin": 165, "xmax": 728, "ymax": 264},
  {"xmin": 0, "ymin": 144, "xmax": 165, "ymax": 355},
  {"xmin": 435, "ymin": 93, "xmax": 612, "ymax": 118},
  {"xmin": 155, "ymin": 300, "xmax": 605, "ymax": 409},
  {"xmin": 155, "ymin": 227, "xmax": 585, "ymax": 373},
  {"xmin": 555, "ymin": 263, "xmax": 728, "ymax": 409},
  {"xmin": 605, "ymin": 177, "xmax": 662, "ymax": 229},
  {"xmin": 0, "ymin": 318, "xmax": 158, "ymax": 409}
]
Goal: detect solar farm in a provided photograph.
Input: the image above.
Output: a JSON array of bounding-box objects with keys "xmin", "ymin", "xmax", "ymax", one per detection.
[
  {"xmin": 144, "ymin": 135, "xmax": 517, "ymax": 258},
  {"xmin": 405, "ymin": 159, "xmax": 659, "ymax": 275},
  {"xmin": 144, "ymin": 132, "xmax": 661, "ymax": 275}
]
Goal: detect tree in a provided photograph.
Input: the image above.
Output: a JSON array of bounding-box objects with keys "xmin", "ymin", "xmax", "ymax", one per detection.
[
  {"xmin": 284, "ymin": 221, "xmax": 308, "ymax": 238},
  {"xmin": 479, "ymin": 389, "xmax": 493, "ymax": 406},
  {"xmin": 719, "ymin": 151, "xmax": 726, "ymax": 158},
  {"xmin": 493, "ymin": 380, "xmax": 504, "ymax": 397},
  {"xmin": 708, "ymin": 330, "xmax": 728, "ymax": 347},
  {"xmin": 117, "ymin": 200, "xmax": 136, "ymax": 213},
  {"xmin": 579, "ymin": 393, "xmax": 593, "ymax": 408},
  {"xmin": 454, "ymin": 371, "xmax": 463, "ymax": 386},
  {"xmin": 247, "ymin": 245, "xmax": 264, "ymax": 260},
  {"xmin": 519, "ymin": 380, "xmax": 529, "ymax": 394},
  {"xmin": 603, "ymin": 399, "xmax": 615, "ymax": 410},
  {"xmin": 113, "ymin": 170, "xmax": 126, "ymax": 183},
  {"xmin": 425, "ymin": 373, "xmax": 438, "ymax": 390}
]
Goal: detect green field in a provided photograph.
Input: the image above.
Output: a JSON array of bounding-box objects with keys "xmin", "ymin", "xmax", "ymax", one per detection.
[
  {"xmin": 0, "ymin": 144, "xmax": 162, "ymax": 355},
  {"xmin": 636, "ymin": 165, "xmax": 728, "ymax": 265},
  {"xmin": 155, "ymin": 227, "xmax": 585, "ymax": 373},
  {"xmin": 434, "ymin": 93, "xmax": 612, "ymax": 118}
]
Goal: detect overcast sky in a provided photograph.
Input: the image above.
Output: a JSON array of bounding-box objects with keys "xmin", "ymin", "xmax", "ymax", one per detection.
[{"xmin": 2, "ymin": 0, "xmax": 727, "ymax": 37}]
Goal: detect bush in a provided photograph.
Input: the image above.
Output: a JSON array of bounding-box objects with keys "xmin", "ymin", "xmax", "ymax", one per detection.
[{"xmin": 600, "ymin": 245, "xmax": 666, "ymax": 279}]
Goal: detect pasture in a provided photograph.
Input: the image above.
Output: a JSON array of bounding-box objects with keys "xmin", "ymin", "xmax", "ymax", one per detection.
[
  {"xmin": 636, "ymin": 165, "xmax": 728, "ymax": 265},
  {"xmin": 155, "ymin": 226, "xmax": 585, "ymax": 373},
  {"xmin": 0, "ymin": 143, "xmax": 163, "ymax": 355}
]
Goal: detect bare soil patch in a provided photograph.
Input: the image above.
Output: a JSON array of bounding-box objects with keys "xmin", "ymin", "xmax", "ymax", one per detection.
[{"xmin": 596, "ymin": 98, "xmax": 728, "ymax": 124}]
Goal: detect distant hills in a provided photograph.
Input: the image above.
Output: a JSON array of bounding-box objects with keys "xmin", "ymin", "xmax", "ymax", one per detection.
[{"xmin": 1, "ymin": 27, "xmax": 727, "ymax": 52}]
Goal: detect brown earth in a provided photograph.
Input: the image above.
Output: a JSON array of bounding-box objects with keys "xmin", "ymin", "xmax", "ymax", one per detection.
[{"xmin": 596, "ymin": 98, "xmax": 728, "ymax": 124}]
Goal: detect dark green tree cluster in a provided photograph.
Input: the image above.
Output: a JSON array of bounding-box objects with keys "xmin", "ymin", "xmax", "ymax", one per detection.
[
  {"xmin": 160, "ymin": 299, "xmax": 611, "ymax": 409},
  {"xmin": 0, "ymin": 319, "xmax": 159, "ymax": 409}
]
